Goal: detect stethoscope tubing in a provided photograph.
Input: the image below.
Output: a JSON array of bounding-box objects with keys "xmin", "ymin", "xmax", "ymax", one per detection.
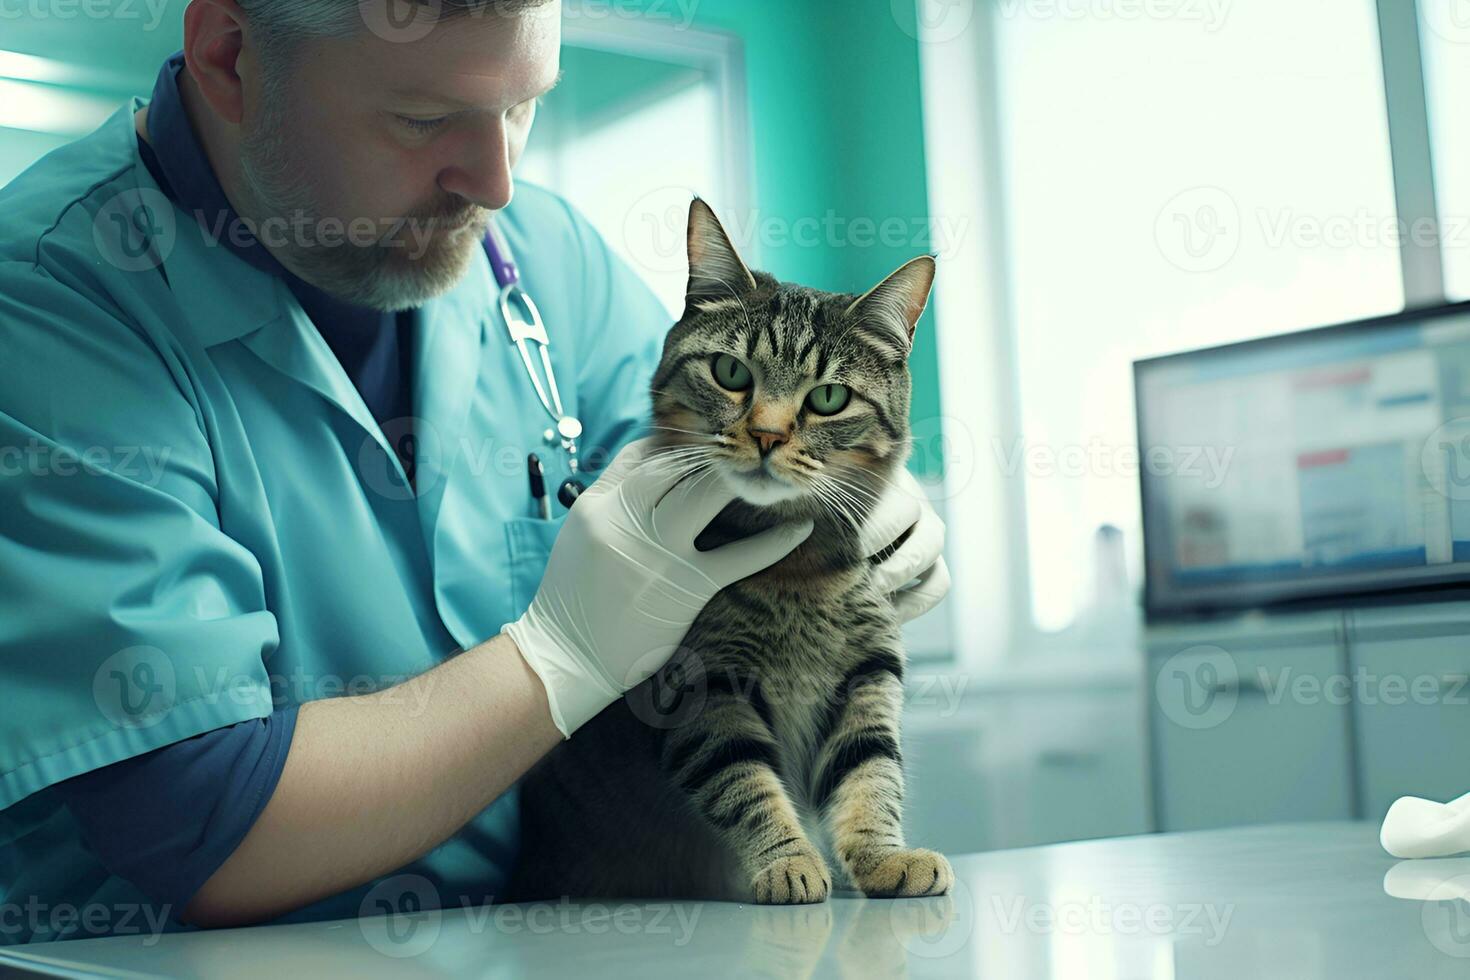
[{"xmin": 485, "ymin": 218, "xmax": 588, "ymax": 495}]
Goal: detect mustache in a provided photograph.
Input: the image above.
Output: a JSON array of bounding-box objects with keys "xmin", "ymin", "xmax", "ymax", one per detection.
[
  {"xmin": 406, "ymin": 200, "xmax": 488, "ymax": 229},
  {"xmin": 373, "ymin": 201, "xmax": 489, "ymax": 253}
]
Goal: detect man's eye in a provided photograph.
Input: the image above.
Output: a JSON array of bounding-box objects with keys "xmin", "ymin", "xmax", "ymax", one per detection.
[{"xmin": 396, "ymin": 115, "xmax": 448, "ymax": 133}]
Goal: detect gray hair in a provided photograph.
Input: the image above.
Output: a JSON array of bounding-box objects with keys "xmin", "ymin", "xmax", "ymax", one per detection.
[
  {"xmin": 236, "ymin": 0, "xmax": 555, "ymax": 41},
  {"xmin": 237, "ymin": 0, "xmax": 556, "ymax": 103}
]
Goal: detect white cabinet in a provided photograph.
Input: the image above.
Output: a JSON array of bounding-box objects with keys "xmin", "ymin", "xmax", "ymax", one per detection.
[
  {"xmin": 1146, "ymin": 612, "xmax": 1356, "ymax": 830},
  {"xmin": 902, "ymin": 680, "xmax": 1151, "ymax": 853},
  {"xmin": 1349, "ymin": 602, "xmax": 1470, "ymax": 821}
]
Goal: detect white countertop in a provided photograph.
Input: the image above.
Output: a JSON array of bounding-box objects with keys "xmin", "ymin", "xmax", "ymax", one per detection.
[{"xmin": 1, "ymin": 822, "xmax": 1461, "ymax": 978}]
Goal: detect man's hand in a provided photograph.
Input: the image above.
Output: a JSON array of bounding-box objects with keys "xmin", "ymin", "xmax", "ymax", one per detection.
[
  {"xmin": 503, "ymin": 437, "xmax": 815, "ymax": 737},
  {"xmin": 857, "ymin": 466, "xmax": 951, "ymax": 624}
]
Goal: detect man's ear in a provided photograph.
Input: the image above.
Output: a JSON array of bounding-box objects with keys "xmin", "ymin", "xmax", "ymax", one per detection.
[
  {"xmin": 843, "ymin": 255, "xmax": 937, "ymax": 361},
  {"xmin": 685, "ymin": 197, "xmax": 758, "ymax": 306},
  {"xmin": 183, "ymin": 0, "xmax": 250, "ymax": 126}
]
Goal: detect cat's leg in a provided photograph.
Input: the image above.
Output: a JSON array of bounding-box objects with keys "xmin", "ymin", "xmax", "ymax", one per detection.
[
  {"xmin": 662, "ymin": 670, "xmax": 831, "ymax": 904},
  {"xmin": 813, "ymin": 645, "xmax": 953, "ymax": 898}
]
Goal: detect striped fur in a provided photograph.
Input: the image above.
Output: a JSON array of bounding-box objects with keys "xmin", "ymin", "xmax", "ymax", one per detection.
[{"xmin": 506, "ymin": 200, "xmax": 951, "ymax": 904}]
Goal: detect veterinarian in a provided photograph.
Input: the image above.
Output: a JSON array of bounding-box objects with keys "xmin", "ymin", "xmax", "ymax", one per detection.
[{"xmin": 0, "ymin": 0, "xmax": 950, "ymax": 945}]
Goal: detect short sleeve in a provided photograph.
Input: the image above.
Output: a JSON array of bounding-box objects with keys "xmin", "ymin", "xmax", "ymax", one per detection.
[
  {"xmin": 0, "ymin": 261, "xmax": 280, "ymax": 810},
  {"xmin": 557, "ymin": 199, "xmax": 677, "ymax": 474},
  {"xmin": 53, "ymin": 705, "xmax": 299, "ymax": 919}
]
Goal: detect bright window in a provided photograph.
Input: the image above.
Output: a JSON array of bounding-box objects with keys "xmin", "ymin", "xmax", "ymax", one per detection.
[
  {"xmin": 993, "ymin": 0, "xmax": 1404, "ymax": 633},
  {"xmin": 1420, "ymin": 0, "xmax": 1470, "ymax": 300}
]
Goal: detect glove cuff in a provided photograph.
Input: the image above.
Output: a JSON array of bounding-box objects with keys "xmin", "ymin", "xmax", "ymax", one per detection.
[{"xmin": 500, "ymin": 615, "xmax": 620, "ymax": 737}]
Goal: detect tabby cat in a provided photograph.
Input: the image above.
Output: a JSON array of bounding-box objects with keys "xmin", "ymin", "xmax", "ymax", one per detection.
[{"xmin": 505, "ymin": 198, "xmax": 952, "ymax": 904}]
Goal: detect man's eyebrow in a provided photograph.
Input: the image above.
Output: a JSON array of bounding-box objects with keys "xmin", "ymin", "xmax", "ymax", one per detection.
[{"xmin": 390, "ymin": 68, "xmax": 564, "ymax": 110}]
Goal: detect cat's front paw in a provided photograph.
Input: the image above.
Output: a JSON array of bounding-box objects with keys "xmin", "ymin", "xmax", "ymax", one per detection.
[
  {"xmin": 854, "ymin": 848, "xmax": 953, "ymax": 898},
  {"xmin": 751, "ymin": 852, "xmax": 831, "ymax": 904}
]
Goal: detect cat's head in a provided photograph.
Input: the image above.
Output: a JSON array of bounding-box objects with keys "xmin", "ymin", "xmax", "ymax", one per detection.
[{"xmin": 649, "ymin": 198, "xmax": 934, "ymax": 528}]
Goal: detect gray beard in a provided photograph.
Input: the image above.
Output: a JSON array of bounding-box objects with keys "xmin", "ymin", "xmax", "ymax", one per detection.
[{"xmin": 236, "ymin": 113, "xmax": 485, "ymax": 311}]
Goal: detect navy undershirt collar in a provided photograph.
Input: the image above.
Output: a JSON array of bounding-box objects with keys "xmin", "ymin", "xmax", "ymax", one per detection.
[{"xmin": 138, "ymin": 51, "xmax": 416, "ymax": 481}]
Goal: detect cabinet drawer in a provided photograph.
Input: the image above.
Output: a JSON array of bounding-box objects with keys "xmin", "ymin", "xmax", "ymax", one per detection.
[
  {"xmin": 1350, "ymin": 627, "xmax": 1470, "ymax": 820},
  {"xmin": 983, "ymin": 691, "xmax": 1150, "ymax": 847},
  {"xmin": 902, "ymin": 689, "xmax": 1150, "ymax": 852},
  {"xmin": 1149, "ymin": 642, "xmax": 1354, "ymax": 830}
]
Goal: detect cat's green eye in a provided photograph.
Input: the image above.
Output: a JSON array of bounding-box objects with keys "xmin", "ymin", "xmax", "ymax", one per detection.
[
  {"xmin": 711, "ymin": 354, "xmax": 753, "ymax": 392},
  {"xmin": 806, "ymin": 383, "xmax": 851, "ymax": 416}
]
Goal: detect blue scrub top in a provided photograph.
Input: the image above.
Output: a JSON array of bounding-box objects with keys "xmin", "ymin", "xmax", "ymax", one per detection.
[{"xmin": 0, "ymin": 97, "xmax": 674, "ymax": 944}]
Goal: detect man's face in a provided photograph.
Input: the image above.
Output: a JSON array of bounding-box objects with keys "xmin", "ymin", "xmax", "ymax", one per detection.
[{"xmin": 237, "ymin": 4, "xmax": 562, "ymax": 310}]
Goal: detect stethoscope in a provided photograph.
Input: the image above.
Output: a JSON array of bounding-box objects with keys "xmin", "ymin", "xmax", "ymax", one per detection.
[{"xmin": 484, "ymin": 219, "xmax": 588, "ymax": 509}]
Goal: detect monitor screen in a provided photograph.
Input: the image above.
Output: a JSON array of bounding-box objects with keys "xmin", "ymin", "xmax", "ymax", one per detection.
[{"xmin": 1135, "ymin": 302, "xmax": 1470, "ymax": 618}]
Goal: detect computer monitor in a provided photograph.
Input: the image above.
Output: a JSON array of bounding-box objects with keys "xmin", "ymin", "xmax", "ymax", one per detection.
[{"xmin": 1135, "ymin": 301, "xmax": 1470, "ymax": 619}]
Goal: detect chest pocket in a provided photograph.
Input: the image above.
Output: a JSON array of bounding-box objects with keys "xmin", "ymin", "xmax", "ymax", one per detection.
[{"xmin": 504, "ymin": 514, "xmax": 569, "ymax": 619}]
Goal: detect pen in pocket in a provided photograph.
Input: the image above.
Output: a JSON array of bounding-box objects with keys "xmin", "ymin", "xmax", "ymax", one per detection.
[{"xmin": 527, "ymin": 453, "xmax": 552, "ymax": 520}]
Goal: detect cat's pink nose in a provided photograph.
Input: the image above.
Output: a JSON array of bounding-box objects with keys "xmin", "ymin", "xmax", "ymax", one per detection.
[{"xmin": 751, "ymin": 428, "xmax": 788, "ymax": 456}]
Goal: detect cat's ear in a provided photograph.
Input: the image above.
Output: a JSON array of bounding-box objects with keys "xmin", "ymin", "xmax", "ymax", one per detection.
[
  {"xmin": 844, "ymin": 255, "xmax": 936, "ymax": 360},
  {"xmin": 686, "ymin": 197, "xmax": 758, "ymax": 304}
]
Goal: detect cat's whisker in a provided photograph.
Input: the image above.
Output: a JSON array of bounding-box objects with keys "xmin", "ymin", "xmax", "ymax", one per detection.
[
  {"xmin": 676, "ymin": 459, "xmax": 724, "ymax": 503},
  {"xmin": 828, "ymin": 462, "xmax": 902, "ymax": 501},
  {"xmin": 649, "ymin": 442, "xmax": 719, "ymax": 463},
  {"xmin": 804, "ymin": 481, "xmax": 848, "ymax": 530},
  {"xmin": 648, "ymin": 423, "xmax": 730, "ymax": 443},
  {"xmin": 648, "ymin": 441, "xmax": 721, "ymax": 458},
  {"xmin": 829, "ymin": 458, "xmax": 898, "ymax": 484},
  {"xmin": 828, "ymin": 485, "xmax": 883, "ymax": 513},
  {"xmin": 656, "ymin": 444, "xmax": 714, "ymax": 463},
  {"xmin": 641, "ymin": 448, "xmax": 721, "ymax": 479},
  {"xmin": 820, "ymin": 479, "xmax": 885, "ymax": 537},
  {"xmin": 823, "ymin": 471, "xmax": 885, "ymax": 508},
  {"xmin": 809, "ymin": 477, "xmax": 864, "ymax": 533},
  {"xmin": 644, "ymin": 451, "xmax": 722, "ymax": 475},
  {"xmin": 649, "ymin": 443, "xmax": 717, "ymax": 461}
]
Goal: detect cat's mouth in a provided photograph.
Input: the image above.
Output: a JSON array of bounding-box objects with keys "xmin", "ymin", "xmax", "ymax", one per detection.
[{"xmin": 724, "ymin": 458, "xmax": 806, "ymax": 506}]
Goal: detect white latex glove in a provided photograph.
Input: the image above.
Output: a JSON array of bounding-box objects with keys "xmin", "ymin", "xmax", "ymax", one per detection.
[
  {"xmin": 502, "ymin": 437, "xmax": 816, "ymax": 737},
  {"xmin": 858, "ymin": 466, "xmax": 951, "ymax": 624}
]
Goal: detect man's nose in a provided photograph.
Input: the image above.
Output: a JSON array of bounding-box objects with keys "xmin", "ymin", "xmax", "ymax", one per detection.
[
  {"xmin": 751, "ymin": 427, "xmax": 790, "ymax": 457},
  {"xmin": 438, "ymin": 125, "xmax": 515, "ymax": 212}
]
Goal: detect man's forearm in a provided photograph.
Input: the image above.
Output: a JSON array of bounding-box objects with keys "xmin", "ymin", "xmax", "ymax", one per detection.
[{"xmin": 182, "ymin": 634, "xmax": 562, "ymax": 928}]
